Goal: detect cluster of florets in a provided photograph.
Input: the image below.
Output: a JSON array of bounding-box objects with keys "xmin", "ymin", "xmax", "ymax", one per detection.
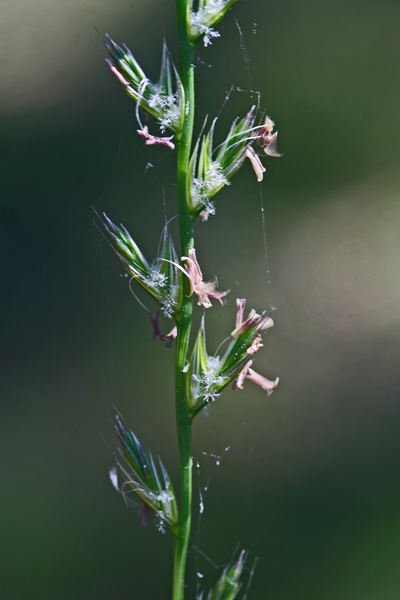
[
  {"xmin": 100, "ymin": 213, "xmax": 279, "ymax": 411},
  {"xmin": 100, "ymin": 214, "xmax": 182, "ymax": 336},
  {"xmin": 103, "ymin": 15, "xmax": 280, "ymax": 416},
  {"xmin": 187, "ymin": 109, "xmax": 280, "ymax": 220},
  {"xmin": 185, "ymin": 289, "xmax": 279, "ymax": 416},
  {"xmin": 105, "ymin": 34, "xmax": 280, "ymax": 222},
  {"xmin": 105, "ymin": 36, "xmax": 185, "ymax": 145},
  {"xmin": 110, "ymin": 416, "xmax": 179, "ymax": 532}
]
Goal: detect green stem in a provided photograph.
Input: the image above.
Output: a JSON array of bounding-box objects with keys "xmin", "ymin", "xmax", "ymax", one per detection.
[
  {"xmin": 173, "ymin": 2, "xmax": 196, "ymax": 600},
  {"xmin": 176, "ymin": 0, "xmax": 195, "ymax": 251},
  {"xmin": 172, "ymin": 324, "xmax": 193, "ymax": 600}
]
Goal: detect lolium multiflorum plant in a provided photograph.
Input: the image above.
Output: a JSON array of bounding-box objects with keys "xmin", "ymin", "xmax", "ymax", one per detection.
[{"xmin": 99, "ymin": 2, "xmax": 280, "ymax": 599}]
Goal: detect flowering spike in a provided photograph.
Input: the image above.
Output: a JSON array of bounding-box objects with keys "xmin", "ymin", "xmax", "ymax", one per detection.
[{"xmin": 99, "ymin": 3, "xmax": 282, "ymax": 595}]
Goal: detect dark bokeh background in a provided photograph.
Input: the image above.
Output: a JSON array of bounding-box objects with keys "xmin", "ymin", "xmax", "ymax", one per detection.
[{"xmin": 1, "ymin": 1, "xmax": 400, "ymax": 599}]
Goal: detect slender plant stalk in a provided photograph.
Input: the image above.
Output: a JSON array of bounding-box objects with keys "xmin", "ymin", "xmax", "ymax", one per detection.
[{"xmin": 173, "ymin": 3, "xmax": 195, "ymax": 597}]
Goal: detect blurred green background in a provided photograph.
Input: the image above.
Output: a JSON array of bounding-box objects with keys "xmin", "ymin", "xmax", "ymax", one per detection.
[{"xmin": 1, "ymin": 1, "xmax": 400, "ymax": 598}]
